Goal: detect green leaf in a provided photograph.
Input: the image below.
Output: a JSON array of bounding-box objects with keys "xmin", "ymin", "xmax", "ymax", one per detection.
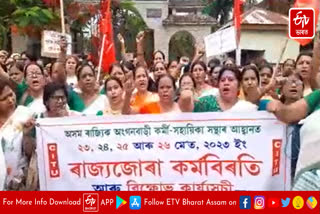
[
  {"xmin": 18, "ymin": 18, "xmax": 29, "ymax": 27},
  {"xmin": 42, "ymin": 9, "xmax": 54, "ymax": 20}
]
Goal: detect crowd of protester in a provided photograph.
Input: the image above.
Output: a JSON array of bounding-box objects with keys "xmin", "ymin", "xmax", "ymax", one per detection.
[{"xmin": 0, "ymin": 31, "xmax": 320, "ymax": 191}]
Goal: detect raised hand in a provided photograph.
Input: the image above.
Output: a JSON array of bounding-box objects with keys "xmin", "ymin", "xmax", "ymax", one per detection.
[
  {"xmin": 124, "ymin": 74, "xmax": 135, "ymax": 95},
  {"xmin": 59, "ymin": 36, "xmax": 68, "ymax": 53},
  {"xmin": 136, "ymin": 31, "xmax": 145, "ymax": 45},
  {"xmin": 117, "ymin": 33, "xmax": 125, "ymax": 44}
]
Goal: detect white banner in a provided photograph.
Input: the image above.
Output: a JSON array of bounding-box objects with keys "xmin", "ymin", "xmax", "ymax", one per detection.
[
  {"xmin": 205, "ymin": 26, "xmax": 237, "ymax": 57},
  {"xmin": 41, "ymin": 30, "xmax": 72, "ymax": 58},
  {"xmin": 36, "ymin": 112, "xmax": 290, "ymax": 191}
]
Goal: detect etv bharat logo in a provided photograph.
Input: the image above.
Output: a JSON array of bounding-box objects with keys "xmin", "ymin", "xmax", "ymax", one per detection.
[
  {"xmin": 83, "ymin": 193, "xmax": 99, "ymax": 212},
  {"xmin": 289, "ymin": 8, "xmax": 315, "ymax": 39}
]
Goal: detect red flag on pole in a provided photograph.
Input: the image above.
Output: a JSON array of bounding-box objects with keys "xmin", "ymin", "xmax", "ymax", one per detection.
[
  {"xmin": 99, "ymin": 0, "xmax": 116, "ymax": 73},
  {"xmin": 293, "ymin": 0, "xmax": 319, "ymax": 46},
  {"xmin": 234, "ymin": 0, "xmax": 243, "ymax": 46}
]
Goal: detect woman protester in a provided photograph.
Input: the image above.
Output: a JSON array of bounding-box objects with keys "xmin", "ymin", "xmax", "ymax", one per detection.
[
  {"xmin": 41, "ymin": 82, "xmax": 80, "ymax": 118},
  {"xmin": 109, "ymin": 63, "xmax": 126, "ymax": 85},
  {"xmin": 65, "ymin": 55, "xmax": 79, "ymax": 88},
  {"xmin": 0, "ymin": 78, "xmax": 35, "ymax": 190},
  {"xmin": 282, "ymin": 58, "xmax": 295, "ymax": 77},
  {"xmin": 267, "ymin": 88, "xmax": 320, "ymax": 190},
  {"xmin": 279, "ymin": 73, "xmax": 304, "ymax": 180},
  {"xmin": 193, "ymin": 66, "xmax": 258, "ymax": 113},
  {"xmin": 68, "ymin": 64, "xmax": 107, "ymax": 115},
  {"xmin": 18, "ymin": 63, "xmax": 46, "ymax": 114},
  {"xmin": 97, "ymin": 77, "xmax": 124, "ymax": 115},
  {"xmin": 209, "ymin": 65, "xmax": 222, "ymax": 88},
  {"xmin": 129, "ymin": 66, "xmax": 159, "ymax": 112},
  {"xmin": 8, "ymin": 61, "xmax": 24, "ymax": 85},
  {"xmin": 295, "ymin": 52, "xmax": 314, "ymax": 96},
  {"xmin": 259, "ymin": 65, "xmax": 279, "ymax": 100},
  {"xmin": 191, "ymin": 60, "xmax": 218, "ymax": 98},
  {"xmin": 123, "ymin": 74, "xmax": 181, "ymax": 114}
]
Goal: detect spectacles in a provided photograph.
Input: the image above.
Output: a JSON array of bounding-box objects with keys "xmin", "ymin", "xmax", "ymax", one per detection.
[
  {"xmin": 285, "ymin": 78, "xmax": 303, "ymax": 85},
  {"xmin": 50, "ymin": 95, "xmax": 67, "ymax": 102},
  {"xmin": 26, "ymin": 72, "xmax": 43, "ymax": 78}
]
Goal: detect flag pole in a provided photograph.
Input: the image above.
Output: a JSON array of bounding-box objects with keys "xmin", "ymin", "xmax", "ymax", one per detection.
[
  {"xmin": 97, "ymin": 34, "xmax": 106, "ymax": 82},
  {"xmin": 60, "ymin": 0, "xmax": 65, "ymax": 34},
  {"xmin": 272, "ymin": 38, "xmax": 289, "ymax": 79}
]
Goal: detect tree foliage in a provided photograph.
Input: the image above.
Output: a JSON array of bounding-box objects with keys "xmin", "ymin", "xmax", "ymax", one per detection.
[
  {"xmin": 112, "ymin": 0, "xmax": 147, "ymax": 54},
  {"xmin": 202, "ymin": 0, "xmax": 233, "ymax": 26}
]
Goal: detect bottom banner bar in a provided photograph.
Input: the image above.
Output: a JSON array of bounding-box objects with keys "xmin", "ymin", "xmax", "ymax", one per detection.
[{"xmin": 0, "ymin": 191, "xmax": 318, "ymax": 213}]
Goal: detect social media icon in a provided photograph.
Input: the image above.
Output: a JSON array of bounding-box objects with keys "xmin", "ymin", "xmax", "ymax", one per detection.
[
  {"xmin": 292, "ymin": 196, "xmax": 304, "ymax": 209},
  {"xmin": 307, "ymin": 196, "xmax": 317, "ymax": 209},
  {"xmin": 254, "ymin": 196, "xmax": 265, "ymax": 209},
  {"xmin": 239, "ymin": 196, "xmax": 251, "ymax": 209},
  {"xmin": 130, "ymin": 196, "xmax": 141, "ymax": 210},
  {"xmin": 268, "ymin": 198, "xmax": 280, "ymax": 208},
  {"xmin": 116, "ymin": 196, "xmax": 127, "ymax": 209},
  {"xmin": 281, "ymin": 198, "xmax": 290, "ymax": 207}
]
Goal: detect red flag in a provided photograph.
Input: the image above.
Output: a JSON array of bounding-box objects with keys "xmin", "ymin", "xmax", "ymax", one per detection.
[
  {"xmin": 234, "ymin": 0, "xmax": 244, "ymax": 46},
  {"xmin": 293, "ymin": 0, "xmax": 319, "ymax": 46},
  {"xmin": 99, "ymin": 0, "xmax": 116, "ymax": 73}
]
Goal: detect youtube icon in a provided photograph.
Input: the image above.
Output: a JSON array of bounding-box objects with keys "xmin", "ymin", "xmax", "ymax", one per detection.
[{"xmin": 268, "ymin": 198, "xmax": 280, "ymax": 208}]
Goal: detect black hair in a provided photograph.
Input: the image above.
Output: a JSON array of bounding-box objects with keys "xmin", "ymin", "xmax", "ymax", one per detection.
[
  {"xmin": 259, "ymin": 64, "xmax": 274, "ymax": 75},
  {"xmin": 209, "ymin": 65, "xmax": 223, "ymax": 75},
  {"xmin": 217, "ymin": 66, "xmax": 241, "ymax": 85},
  {"xmin": 104, "ymin": 76, "xmax": 123, "ymax": 92},
  {"xmin": 168, "ymin": 60, "xmax": 178, "ymax": 68},
  {"xmin": 0, "ymin": 78, "xmax": 15, "ymax": 95},
  {"xmin": 153, "ymin": 50, "xmax": 165, "ymax": 61},
  {"xmin": 43, "ymin": 82, "xmax": 68, "ymax": 111},
  {"xmin": 223, "ymin": 58, "xmax": 235, "ymax": 66},
  {"xmin": 49, "ymin": 61, "xmax": 64, "ymax": 77},
  {"xmin": 283, "ymin": 58, "xmax": 295, "ymax": 67},
  {"xmin": 179, "ymin": 73, "xmax": 196, "ymax": 89},
  {"xmin": 109, "ymin": 63, "xmax": 124, "ymax": 75},
  {"xmin": 9, "ymin": 61, "xmax": 24, "ymax": 73},
  {"xmin": 133, "ymin": 65, "xmax": 148, "ymax": 80},
  {"xmin": 295, "ymin": 52, "xmax": 313, "ymax": 68},
  {"xmin": 76, "ymin": 63, "xmax": 96, "ymax": 80},
  {"xmin": 190, "ymin": 60, "xmax": 207, "ymax": 73},
  {"xmin": 24, "ymin": 62, "xmax": 44, "ymax": 78},
  {"xmin": 208, "ymin": 58, "xmax": 221, "ymax": 68},
  {"xmin": 122, "ymin": 61, "xmax": 135, "ymax": 72},
  {"xmin": 156, "ymin": 74, "xmax": 177, "ymax": 91},
  {"xmin": 280, "ymin": 73, "xmax": 304, "ymax": 103},
  {"xmin": 241, "ymin": 65, "xmax": 260, "ymax": 84}
]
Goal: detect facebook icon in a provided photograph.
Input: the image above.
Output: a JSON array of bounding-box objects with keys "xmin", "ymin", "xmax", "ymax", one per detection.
[
  {"xmin": 130, "ymin": 196, "xmax": 141, "ymax": 210},
  {"xmin": 240, "ymin": 196, "xmax": 251, "ymax": 209}
]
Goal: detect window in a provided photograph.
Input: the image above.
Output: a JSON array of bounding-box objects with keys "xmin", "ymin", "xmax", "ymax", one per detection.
[{"xmin": 147, "ymin": 9, "xmax": 162, "ymax": 18}]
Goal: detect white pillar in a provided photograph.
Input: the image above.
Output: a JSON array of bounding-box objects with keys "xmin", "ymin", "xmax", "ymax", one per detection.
[{"xmin": 236, "ymin": 47, "xmax": 241, "ymax": 66}]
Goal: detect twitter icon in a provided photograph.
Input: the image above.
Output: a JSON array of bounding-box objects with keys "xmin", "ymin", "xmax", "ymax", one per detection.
[{"xmin": 281, "ymin": 198, "xmax": 290, "ymax": 207}]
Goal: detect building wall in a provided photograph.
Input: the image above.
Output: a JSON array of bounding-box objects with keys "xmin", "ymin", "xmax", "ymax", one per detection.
[
  {"xmin": 134, "ymin": 1, "xmax": 169, "ymax": 56},
  {"xmin": 11, "ymin": 34, "xmax": 28, "ymax": 54},
  {"xmin": 240, "ymin": 30, "xmax": 300, "ymax": 64},
  {"xmin": 134, "ymin": 0, "xmax": 212, "ymax": 59}
]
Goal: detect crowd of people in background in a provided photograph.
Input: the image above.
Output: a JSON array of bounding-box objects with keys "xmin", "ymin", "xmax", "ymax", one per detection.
[{"xmin": 0, "ymin": 31, "xmax": 320, "ymax": 191}]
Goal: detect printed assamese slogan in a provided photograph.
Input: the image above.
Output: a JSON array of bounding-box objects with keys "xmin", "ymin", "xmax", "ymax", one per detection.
[{"xmin": 36, "ymin": 112, "xmax": 290, "ymax": 191}]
